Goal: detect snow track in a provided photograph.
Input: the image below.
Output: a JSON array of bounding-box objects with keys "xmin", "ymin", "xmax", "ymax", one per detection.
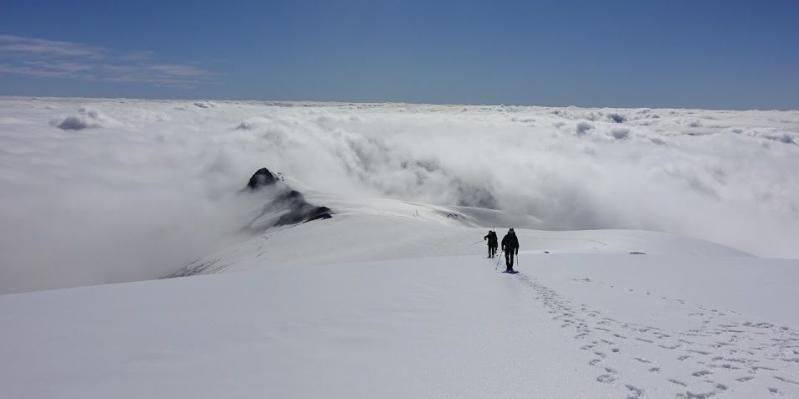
[{"xmin": 513, "ymin": 267, "xmax": 799, "ymax": 398}]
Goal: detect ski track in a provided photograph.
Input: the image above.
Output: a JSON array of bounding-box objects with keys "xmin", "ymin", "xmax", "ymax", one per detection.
[{"xmin": 512, "ymin": 271, "xmax": 799, "ymax": 398}]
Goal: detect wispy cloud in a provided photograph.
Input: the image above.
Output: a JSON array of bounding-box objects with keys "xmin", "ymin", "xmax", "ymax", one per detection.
[
  {"xmin": 0, "ymin": 34, "xmax": 214, "ymax": 88},
  {"xmin": 0, "ymin": 35, "xmax": 102, "ymax": 58}
]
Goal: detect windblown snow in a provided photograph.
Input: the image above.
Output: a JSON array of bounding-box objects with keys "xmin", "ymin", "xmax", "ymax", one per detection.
[{"xmin": 1, "ymin": 97, "xmax": 799, "ymax": 398}]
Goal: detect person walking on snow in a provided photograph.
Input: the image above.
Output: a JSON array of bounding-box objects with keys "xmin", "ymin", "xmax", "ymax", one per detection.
[
  {"xmin": 501, "ymin": 228, "xmax": 520, "ymax": 272},
  {"xmin": 484, "ymin": 230, "xmax": 498, "ymax": 258}
]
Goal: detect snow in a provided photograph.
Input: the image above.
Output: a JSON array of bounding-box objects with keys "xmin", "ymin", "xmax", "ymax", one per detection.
[
  {"xmin": 1, "ymin": 97, "xmax": 799, "ymax": 398},
  {"xmin": 2, "ymin": 242, "xmax": 798, "ymax": 398},
  {"xmin": 170, "ymin": 197, "xmax": 749, "ymax": 277}
]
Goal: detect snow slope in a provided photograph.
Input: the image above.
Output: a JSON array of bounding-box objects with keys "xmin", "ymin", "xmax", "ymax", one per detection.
[
  {"xmin": 2, "ymin": 241, "xmax": 798, "ymax": 398},
  {"xmin": 170, "ymin": 193, "xmax": 749, "ymax": 277},
  {"xmin": 2, "ymin": 193, "xmax": 797, "ymax": 398}
]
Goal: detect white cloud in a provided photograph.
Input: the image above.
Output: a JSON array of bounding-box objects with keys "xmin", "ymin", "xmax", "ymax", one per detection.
[
  {"xmin": 0, "ymin": 34, "xmax": 213, "ymax": 87},
  {"xmin": 1, "ymin": 99, "xmax": 798, "ymax": 294}
]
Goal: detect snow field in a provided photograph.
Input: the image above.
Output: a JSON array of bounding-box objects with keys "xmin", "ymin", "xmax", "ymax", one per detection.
[{"xmin": 2, "ymin": 249, "xmax": 797, "ymax": 398}]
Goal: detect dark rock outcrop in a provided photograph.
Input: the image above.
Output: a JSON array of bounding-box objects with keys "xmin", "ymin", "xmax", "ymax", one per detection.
[
  {"xmin": 247, "ymin": 168, "xmax": 278, "ymax": 189},
  {"xmin": 243, "ymin": 167, "xmax": 332, "ymax": 231},
  {"xmin": 167, "ymin": 168, "xmax": 332, "ymax": 278}
]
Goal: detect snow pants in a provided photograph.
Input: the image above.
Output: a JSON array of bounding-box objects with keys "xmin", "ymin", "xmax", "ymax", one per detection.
[{"xmin": 505, "ymin": 250, "xmax": 515, "ymax": 271}]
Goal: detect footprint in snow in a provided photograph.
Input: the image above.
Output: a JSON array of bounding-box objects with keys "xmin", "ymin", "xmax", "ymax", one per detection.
[
  {"xmin": 774, "ymin": 376, "xmax": 799, "ymax": 385},
  {"xmin": 596, "ymin": 374, "xmax": 616, "ymax": 383},
  {"xmin": 517, "ymin": 275, "xmax": 799, "ymax": 398},
  {"xmin": 625, "ymin": 384, "xmax": 645, "ymax": 398}
]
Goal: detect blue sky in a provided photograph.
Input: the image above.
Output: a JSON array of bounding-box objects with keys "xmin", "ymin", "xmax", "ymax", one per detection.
[{"xmin": 1, "ymin": 0, "xmax": 797, "ymax": 109}]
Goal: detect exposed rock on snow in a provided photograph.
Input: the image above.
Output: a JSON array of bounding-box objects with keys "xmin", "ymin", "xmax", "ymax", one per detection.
[
  {"xmin": 168, "ymin": 167, "xmax": 332, "ymax": 277},
  {"xmin": 243, "ymin": 167, "xmax": 332, "ymax": 230},
  {"xmin": 246, "ymin": 167, "xmax": 279, "ymax": 189}
]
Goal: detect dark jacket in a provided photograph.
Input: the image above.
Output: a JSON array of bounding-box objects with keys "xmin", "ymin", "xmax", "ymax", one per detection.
[
  {"xmin": 501, "ymin": 232, "xmax": 519, "ymax": 254},
  {"xmin": 484, "ymin": 231, "xmax": 498, "ymax": 245}
]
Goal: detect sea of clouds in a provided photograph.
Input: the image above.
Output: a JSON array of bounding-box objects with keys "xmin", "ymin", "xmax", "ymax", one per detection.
[{"xmin": 1, "ymin": 98, "xmax": 797, "ymax": 293}]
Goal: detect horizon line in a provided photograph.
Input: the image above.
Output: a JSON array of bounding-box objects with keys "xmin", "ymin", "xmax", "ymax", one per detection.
[{"xmin": 1, "ymin": 94, "xmax": 796, "ymax": 113}]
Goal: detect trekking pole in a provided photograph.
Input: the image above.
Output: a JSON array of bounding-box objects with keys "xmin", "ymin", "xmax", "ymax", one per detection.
[{"xmin": 495, "ymin": 249, "xmax": 503, "ymax": 271}]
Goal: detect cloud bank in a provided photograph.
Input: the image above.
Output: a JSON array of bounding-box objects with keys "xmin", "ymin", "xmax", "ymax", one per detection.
[{"xmin": 0, "ymin": 98, "xmax": 798, "ymax": 293}]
